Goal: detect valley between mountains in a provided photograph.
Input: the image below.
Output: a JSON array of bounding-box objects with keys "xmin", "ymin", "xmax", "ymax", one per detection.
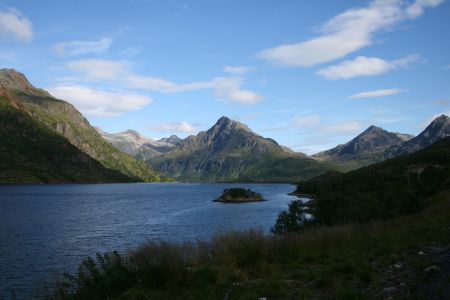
[{"xmin": 1, "ymin": 68, "xmax": 449, "ymax": 183}]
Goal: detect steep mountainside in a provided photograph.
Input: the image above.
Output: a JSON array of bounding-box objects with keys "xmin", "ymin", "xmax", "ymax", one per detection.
[
  {"xmin": 148, "ymin": 116, "xmax": 332, "ymax": 182},
  {"xmin": 0, "ymin": 96, "xmax": 135, "ymax": 183},
  {"xmin": 0, "ymin": 69, "xmax": 166, "ymax": 182},
  {"xmin": 385, "ymin": 114, "xmax": 450, "ymax": 158},
  {"xmin": 313, "ymin": 125, "xmax": 412, "ymax": 168},
  {"xmin": 97, "ymin": 128, "xmax": 180, "ymax": 160}
]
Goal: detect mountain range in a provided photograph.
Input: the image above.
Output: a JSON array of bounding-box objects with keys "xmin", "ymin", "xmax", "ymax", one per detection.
[
  {"xmin": 0, "ymin": 69, "xmax": 166, "ymax": 183},
  {"xmin": 148, "ymin": 116, "xmax": 332, "ymax": 182},
  {"xmin": 313, "ymin": 115, "xmax": 449, "ymax": 168},
  {"xmin": 97, "ymin": 128, "xmax": 181, "ymax": 161},
  {"xmin": 1, "ymin": 68, "xmax": 449, "ymax": 184}
]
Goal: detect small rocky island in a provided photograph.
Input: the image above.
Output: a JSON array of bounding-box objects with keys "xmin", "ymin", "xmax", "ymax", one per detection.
[{"xmin": 214, "ymin": 188, "xmax": 264, "ymax": 203}]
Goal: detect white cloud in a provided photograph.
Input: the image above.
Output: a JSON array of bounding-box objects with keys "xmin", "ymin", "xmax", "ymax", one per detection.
[
  {"xmin": 223, "ymin": 66, "xmax": 255, "ymax": 74},
  {"xmin": 257, "ymin": 0, "xmax": 442, "ymax": 67},
  {"xmin": 62, "ymin": 59, "xmax": 262, "ymax": 104},
  {"xmin": 213, "ymin": 77, "xmax": 262, "ymax": 104},
  {"xmin": 316, "ymin": 54, "xmax": 421, "ymax": 79},
  {"xmin": 349, "ymin": 88, "xmax": 405, "ymax": 99},
  {"xmin": 320, "ymin": 120, "xmax": 364, "ymax": 133},
  {"xmin": 151, "ymin": 121, "xmax": 199, "ymax": 133},
  {"xmin": 406, "ymin": 0, "xmax": 444, "ymax": 17},
  {"xmin": 53, "ymin": 37, "xmax": 113, "ymax": 57},
  {"xmin": 47, "ymin": 85, "xmax": 152, "ymax": 117},
  {"xmin": 0, "ymin": 8, "xmax": 33, "ymax": 43},
  {"xmin": 66, "ymin": 59, "xmax": 125, "ymax": 80},
  {"xmin": 292, "ymin": 115, "xmax": 321, "ymax": 127}
]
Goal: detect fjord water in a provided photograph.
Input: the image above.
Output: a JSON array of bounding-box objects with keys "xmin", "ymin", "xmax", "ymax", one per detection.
[{"xmin": 0, "ymin": 183, "xmax": 298, "ymax": 296}]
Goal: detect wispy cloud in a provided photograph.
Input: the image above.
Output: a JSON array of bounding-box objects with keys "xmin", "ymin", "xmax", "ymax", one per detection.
[
  {"xmin": 316, "ymin": 54, "xmax": 421, "ymax": 79},
  {"xmin": 257, "ymin": 0, "xmax": 443, "ymax": 67},
  {"xmin": 349, "ymin": 88, "xmax": 405, "ymax": 99},
  {"xmin": 47, "ymin": 85, "xmax": 152, "ymax": 117},
  {"xmin": 213, "ymin": 77, "xmax": 262, "ymax": 104},
  {"xmin": 150, "ymin": 121, "xmax": 200, "ymax": 133},
  {"xmin": 223, "ymin": 66, "xmax": 255, "ymax": 74},
  {"xmin": 0, "ymin": 8, "xmax": 33, "ymax": 43},
  {"xmin": 292, "ymin": 115, "xmax": 321, "ymax": 127},
  {"xmin": 53, "ymin": 37, "xmax": 114, "ymax": 57},
  {"xmin": 61, "ymin": 59, "xmax": 262, "ymax": 105},
  {"xmin": 320, "ymin": 120, "xmax": 365, "ymax": 134}
]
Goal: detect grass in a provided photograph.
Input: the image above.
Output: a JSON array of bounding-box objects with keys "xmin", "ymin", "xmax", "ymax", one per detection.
[{"xmin": 47, "ymin": 190, "xmax": 450, "ymax": 299}]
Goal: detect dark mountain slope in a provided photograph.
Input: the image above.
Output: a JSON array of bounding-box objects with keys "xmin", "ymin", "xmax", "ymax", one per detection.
[{"xmin": 313, "ymin": 125, "xmax": 411, "ymax": 167}]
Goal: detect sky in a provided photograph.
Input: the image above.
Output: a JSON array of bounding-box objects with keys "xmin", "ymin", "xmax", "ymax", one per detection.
[{"xmin": 0, "ymin": 0, "xmax": 449, "ymax": 154}]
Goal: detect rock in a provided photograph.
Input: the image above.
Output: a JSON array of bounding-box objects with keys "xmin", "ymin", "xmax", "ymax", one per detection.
[{"xmin": 424, "ymin": 265, "xmax": 442, "ymax": 274}]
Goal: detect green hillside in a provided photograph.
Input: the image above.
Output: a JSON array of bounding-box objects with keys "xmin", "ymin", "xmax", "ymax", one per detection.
[
  {"xmin": 0, "ymin": 69, "xmax": 167, "ymax": 182},
  {"xmin": 0, "ymin": 96, "xmax": 135, "ymax": 183}
]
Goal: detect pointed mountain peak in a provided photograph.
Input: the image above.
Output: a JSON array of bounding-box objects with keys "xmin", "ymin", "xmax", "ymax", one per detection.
[
  {"xmin": 364, "ymin": 125, "xmax": 385, "ymax": 133},
  {"xmin": 158, "ymin": 135, "xmax": 182, "ymax": 145},
  {"xmin": 212, "ymin": 116, "xmax": 252, "ymax": 133},
  {"xmin": 431, "ymin": 114, "xmax": 449, "ymax": 124}
]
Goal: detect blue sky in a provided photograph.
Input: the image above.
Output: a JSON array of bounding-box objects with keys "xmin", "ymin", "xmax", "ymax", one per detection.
[{"xmin": 0, "ymin": 0, "xmax": 449, "ymax": 154}]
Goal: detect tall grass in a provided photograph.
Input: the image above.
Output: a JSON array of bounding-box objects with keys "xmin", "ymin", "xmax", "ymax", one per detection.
[{"xmin": 47, "ymin": 192, "xmax": 450, "ymax": 299}]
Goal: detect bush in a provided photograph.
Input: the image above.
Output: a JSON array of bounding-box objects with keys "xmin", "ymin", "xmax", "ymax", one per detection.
[{"xmin": 271, "ymin": 200, "xmax": 307, "ymax": 234}]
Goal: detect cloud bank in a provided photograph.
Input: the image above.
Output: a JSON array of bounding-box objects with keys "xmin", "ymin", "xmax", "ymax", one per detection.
[{"xmin": 257, "ymin": 0, "xmax": 443, "ymax": 67}]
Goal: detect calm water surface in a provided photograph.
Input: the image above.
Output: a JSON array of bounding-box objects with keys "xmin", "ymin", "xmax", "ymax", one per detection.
[{"xmin": 0, "ymin": 183, "xmax": 300, "ymax": 298}]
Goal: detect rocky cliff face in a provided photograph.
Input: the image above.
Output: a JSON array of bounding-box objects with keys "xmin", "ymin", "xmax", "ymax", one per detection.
[
  {"xmin": 149, "ymin": 117, "xmax": 330, "ymax": 182},
  {"xmin": 0, "ymin": 69, "xmax": 166, "ymax": 182}
]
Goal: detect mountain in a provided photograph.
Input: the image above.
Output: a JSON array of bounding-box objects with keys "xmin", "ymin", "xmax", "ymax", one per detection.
[
  {"xmin": 313, "ymin": 125, "xmax": 412, "ymax": 167},
  {"xmin": 148, "ymin": 116, "xmax": 332, "ymax": 182},
  {"xmin": 0, "ymin": 69, "xmax": 166, "ymax": 182},
  {"xmin": 97, "ymin": 128, "xmax": 180, "ymax": 160},
  {"xmin": 0, "ymin": 96, "xmax": 135, "ymax": 183},
  {"xmin": 385, "ymin": 114, "xmax": 450, "ymax": 158},
  {"xmin": 298, "ymin": 136, "xmax": 450, "ymax": 225}
]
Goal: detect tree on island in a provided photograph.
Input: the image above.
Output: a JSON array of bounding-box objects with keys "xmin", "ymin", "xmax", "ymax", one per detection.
[{"xmin": 214, "ymin": 188, "xmax": 263, "ymax": 203}]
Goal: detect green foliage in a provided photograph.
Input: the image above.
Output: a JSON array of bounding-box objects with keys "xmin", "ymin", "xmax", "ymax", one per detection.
[
  {"xmin": 6, "ymin": 88, "xmax": 167, "ymax": 182},
  {"xmin": 0, "ymin": 97, "xmax": 135, "ymax": 183},
  {"xmin": 216, "ymin": 188, "xmax": 263, "ymax": 202},
  {"xmin": 297, "ymin": 137, "xmax": 450, "ymax": 225},
  {"xmin": 271, "ymin": 200, "xmax": 308, "ymax": 234}
]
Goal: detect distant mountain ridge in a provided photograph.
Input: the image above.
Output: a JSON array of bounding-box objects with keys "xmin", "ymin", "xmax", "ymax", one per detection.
[
  {"xmin": 385, "ymin": 114, "xmax": 450, "ymax": 158},
  {"xmin": 313, "ymin": 115, "xmax": 449, "ymax": 169},
  {"xmin": 0, "ymin": 68, "xmax": 166, "ymax": 182},
  {"xmin": 313, "ymin": 125, "xmax": 413, "ymax": 167},
  {"xmin": 97, "ymin": 128, "xmax": 181, "ymax": 160},
  {"xmin": 148, "ymin": 116, "xmax": 331, "ymax": 182}
]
